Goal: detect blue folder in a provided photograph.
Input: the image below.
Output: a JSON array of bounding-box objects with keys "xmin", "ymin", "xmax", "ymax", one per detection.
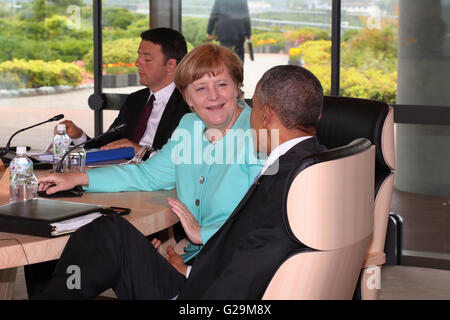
[{"xmin": 86, "ymin": 147, "xmax": 134, "ymax": 164}]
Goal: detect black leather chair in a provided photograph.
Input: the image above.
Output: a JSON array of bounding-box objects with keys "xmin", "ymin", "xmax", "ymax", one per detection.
[
  {"xmin": 88, "ymin": 93, "xmax": 129, "ymax": 111},
  {"xmin": 316, "ymin": 96, "xmax": 397, "ymax": 300}
]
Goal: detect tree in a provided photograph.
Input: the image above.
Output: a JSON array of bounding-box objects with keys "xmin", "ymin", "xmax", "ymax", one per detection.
[
  {"xmin": 103, "ymin": 7, "xmax": 134, "ymax": 29},
  {"xmin": 182, "ymin": 17, "xmax": 208, "ymax": 47},
  {"xmin": 32, "ymin": 0, "xmax": 49, "ymax": 21}
]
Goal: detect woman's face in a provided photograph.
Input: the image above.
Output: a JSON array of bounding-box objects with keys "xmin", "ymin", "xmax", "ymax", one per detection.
[{"xmin": 184, "ymin": 68, "xmax": 239, "ymax": 130}]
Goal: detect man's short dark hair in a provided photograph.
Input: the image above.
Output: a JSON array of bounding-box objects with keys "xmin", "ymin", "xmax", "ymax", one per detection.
[
  {"xmin": 140, "ymin": 28, "xmax": 187, "ymax": 64},
  {"xmin": 255, "ymin": 65, "xmax": 323, "ymax": 129}
]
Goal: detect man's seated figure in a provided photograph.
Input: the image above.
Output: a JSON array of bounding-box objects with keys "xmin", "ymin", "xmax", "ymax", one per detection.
[{"xmin": 61, "ymin": 27, "xmax": 190, "ymax": 155}]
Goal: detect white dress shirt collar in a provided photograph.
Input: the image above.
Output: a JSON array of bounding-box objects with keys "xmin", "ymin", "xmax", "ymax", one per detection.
[
  {"xmin": 149, "ymin": 82, "xmax": 176, "ymax": 105},
  {"xmin": 139, "ymin": 82, "xmax": 176, "ymax": 147},
  {"xmin": 260, "ymin": 136, "xmax": 313, "ymax": 176}
]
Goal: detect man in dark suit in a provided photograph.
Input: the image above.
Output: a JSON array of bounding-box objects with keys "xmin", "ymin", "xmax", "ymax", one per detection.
[
  {"xmin": 60, "ymin": 27, "xmax": 190, "ymax": 155},
  {"xmin": 36, "ymin": 65, "xmax": 326, "ymax": 299},
  {"xmin": 207, "ymin": 0, "xmax": 251, "ymax": 62}
]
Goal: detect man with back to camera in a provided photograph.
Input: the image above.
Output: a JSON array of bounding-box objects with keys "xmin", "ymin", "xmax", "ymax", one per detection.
[
  {"xmin": 24, "ymin": 27, "xmax": 191, "ymax": 299},
  {"xmin": 207, "ymin": 0, "xmax": 251, "ymax": 62},
  {"xmin": 60, "ymin": 27, "xmax": 191, "ymax": 156},
  {"xmin": 35, "ymin": 65, "xmax": 327, "ymax": 299}
]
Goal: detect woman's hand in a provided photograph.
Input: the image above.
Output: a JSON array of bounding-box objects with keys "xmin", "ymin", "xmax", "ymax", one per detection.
[
  {"xmin": 167, "ymin": 198, "xmax": 202, "ymax": 245},
  {"xmin": 37, "ymin": 172, "xmax": 89, "ymax": 195}
]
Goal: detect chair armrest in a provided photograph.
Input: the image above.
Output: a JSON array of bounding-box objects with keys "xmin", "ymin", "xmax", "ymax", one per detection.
[{"xmin": 363, "ymin": 251, "xmax": 386, "ymax": 268}]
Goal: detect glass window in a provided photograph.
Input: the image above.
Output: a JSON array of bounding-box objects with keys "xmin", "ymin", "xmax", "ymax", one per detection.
[
  {"xmin": 182, "ymin": 0, "xmax": 332, "ymax": 99},
  {"xmin": 340, "ymin": 0, "xmax": 398, "ymax": 104},
  {"xmin": 100, "ymin": 1, "xmax": 148, "ymax": 131},
  {"xmin": 0, "ymin": 0, "xmax": 93, "ymax": 150}
]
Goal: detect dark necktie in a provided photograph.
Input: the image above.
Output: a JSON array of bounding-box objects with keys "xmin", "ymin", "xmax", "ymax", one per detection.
[{"xmin": 132, "ymin": 94, "xmax": 155, "ymax": 144}]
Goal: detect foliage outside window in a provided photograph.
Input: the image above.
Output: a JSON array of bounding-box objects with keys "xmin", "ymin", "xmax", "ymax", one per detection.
[
  {"xmin": 0, "ymin": 1, "xmax": 147, "ymax": 90},
  {"xmin": 287, "ymin": 23, "xmax": 397, "ymax": 103},
  {"xmin": 0, "ymin": 0, "xmax": 398, "ymax": 104}
]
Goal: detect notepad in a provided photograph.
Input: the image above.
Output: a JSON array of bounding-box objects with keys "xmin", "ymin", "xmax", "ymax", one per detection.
[
  {"xmin": 86, "ymin": 147, "xmax": 134, "ymax": 164},
  {"xmin": 50, "ymin": 212, "xmax": 102, "ymax": 236},
  {"xmin": 0, "ymin": 198, "xmax": 104, "ymax": 237}
]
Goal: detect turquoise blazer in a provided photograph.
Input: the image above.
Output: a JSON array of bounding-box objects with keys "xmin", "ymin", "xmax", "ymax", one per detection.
[{"xmin": 86, "ymin": 102, "xmax": 263, "ymax": 261}]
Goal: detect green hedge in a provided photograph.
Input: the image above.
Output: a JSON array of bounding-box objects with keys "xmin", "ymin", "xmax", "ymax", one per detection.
[
  {"xmin": 299, "ymin": 40, "xmax": 396, "ymax": 104},
  {"xmin": 182, "ymin": 17, "xmax": 209, "ymax": 47},
  {"xmin": 0, "ymin": 59, "xmax": 82, "ymax": 88},
  {"xmin": 307, "ymin": 63, "xmax": 397, "ymax": 103},
  {"xmin": 0, "ymin": 15, "xmax": 93, "ymax": 63},
  {"xmin": 84, "ymin": 38, "xmax": 141, "ymax": 74}
]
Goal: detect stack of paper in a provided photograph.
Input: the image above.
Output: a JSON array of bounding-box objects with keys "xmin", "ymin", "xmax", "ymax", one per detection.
[
  {"xmin": 28, "ymin": 143, "xmax": 53, "ymax": 163},
  {"xmin": 50, "ymin": 212, "xmax": 102, "ymax": 236}
]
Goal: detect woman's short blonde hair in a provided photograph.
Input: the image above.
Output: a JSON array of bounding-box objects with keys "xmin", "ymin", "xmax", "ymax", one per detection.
[{"xmin": 174, "ymin": 43, "xmax": 244, "ymax": 100}]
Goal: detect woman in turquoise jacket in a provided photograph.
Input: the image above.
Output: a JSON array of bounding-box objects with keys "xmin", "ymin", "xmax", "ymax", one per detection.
[{"xmin": 38, "ymin": 43, "xmax": 264, "ymax": 263}]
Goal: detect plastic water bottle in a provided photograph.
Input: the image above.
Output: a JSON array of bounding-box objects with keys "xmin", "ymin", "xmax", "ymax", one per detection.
[
  {"xmin": 9, "ymin": 147, "xmax": 38, "ymax": 202},
  {"xmin": 53, "ymin": 124, "xmax": 71, "ymax": 170},
  {"xmin": 9, "ymin": 146, "xmax": 29, "ymax": 181}
]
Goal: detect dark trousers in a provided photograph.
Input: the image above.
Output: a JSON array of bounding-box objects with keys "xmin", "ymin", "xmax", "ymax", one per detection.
[
  {"xmin": 220, "ymin": 39, "xmax": 245, "ymax": 62},
  {"xmin": 36, "ymin": 214, "xmax": 186, "ymax": 299},
  {"xmin": 24, "ymin": 260, "xmax": 58, "ymax": 298}
]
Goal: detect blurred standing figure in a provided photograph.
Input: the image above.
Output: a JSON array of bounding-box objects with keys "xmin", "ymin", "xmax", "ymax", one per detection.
[{"xmin": 207, "ymin": 0, "xmax": 251, "ymax": 62}]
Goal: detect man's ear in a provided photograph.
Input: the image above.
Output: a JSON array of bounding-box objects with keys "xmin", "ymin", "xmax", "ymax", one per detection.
[
  {"xmin": 317, "ymin": 112, "xmax": 322, "ymax": 122},
  {"xmin": 263, "ymin": 104, "xmax": 273, "ymax": 126},
  {"xmin": 166, "ymin": 58, "xmax": 177, "ymax": 73}
]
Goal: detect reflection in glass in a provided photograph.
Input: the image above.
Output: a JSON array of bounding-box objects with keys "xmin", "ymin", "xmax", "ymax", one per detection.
[
  {"xmin": 182, "ymin": 0, "xmax": 332, "ymax": 99},
  {"xmin": 206, "ymin": 0, "xmax": 252, "ymax": 62}
]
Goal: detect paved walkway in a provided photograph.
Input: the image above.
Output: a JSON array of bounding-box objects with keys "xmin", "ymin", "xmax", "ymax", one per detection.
[{"xmin": 0, "ymin": 53, "xmax": 288, "ymax": 149}]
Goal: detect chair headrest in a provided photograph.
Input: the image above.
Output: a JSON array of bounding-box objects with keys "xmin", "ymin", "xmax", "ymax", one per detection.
[
  {"xmin": 317, "ymin": 96, "xmax": 392, "ymax": 172},
  {"xmin": 284, "ymin": 138, "xmax": 375, "ymax": 250},
  {"xmin": 290, "ymin": 138, "xmax": 372, "ymax": 178}
]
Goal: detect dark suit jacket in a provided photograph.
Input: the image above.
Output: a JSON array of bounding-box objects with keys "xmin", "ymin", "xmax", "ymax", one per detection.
[
  {"xmin": 179, "ymin": 136, "xmax": 326, "ymax": 299},
  {"xmin": 85, "ymin": 87, "xmax": 190, "ymax": 149},
  {"xmin": 207, "ymin": 0, "xmax": 251, "ymax": 42}
]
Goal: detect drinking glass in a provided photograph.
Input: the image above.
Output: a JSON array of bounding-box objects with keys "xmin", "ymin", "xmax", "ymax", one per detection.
[{"xmin": 63, "ymin": 146, "xmax": 86, "ymax": 172}]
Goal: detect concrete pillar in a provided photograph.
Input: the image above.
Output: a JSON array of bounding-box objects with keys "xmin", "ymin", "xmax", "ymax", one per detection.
[{"xmin": 396, "ymin": 0, "xmax": 450, "ymax": 196}]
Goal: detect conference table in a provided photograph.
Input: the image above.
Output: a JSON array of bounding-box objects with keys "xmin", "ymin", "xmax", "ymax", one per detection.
[{"xmin": 0, "ymin": 169, "xmax": 179, "ymax": 300}]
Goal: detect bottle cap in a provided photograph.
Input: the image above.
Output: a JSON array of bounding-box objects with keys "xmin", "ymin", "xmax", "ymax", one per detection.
[
  {"xmin": 57, "ymin": 124, "xmax": 66, "ymax": 131},
  {"xmin": 16, "ymin": 146, "xmax": 27, "ymax": 155}
]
